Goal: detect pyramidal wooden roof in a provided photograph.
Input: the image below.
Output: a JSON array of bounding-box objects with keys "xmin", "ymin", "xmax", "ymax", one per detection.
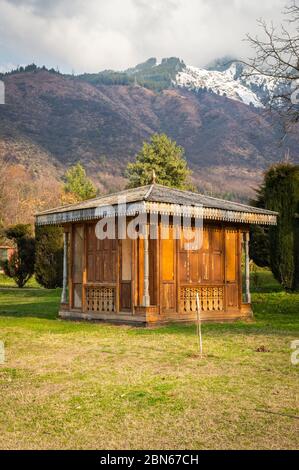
[{"xmin": 35, "ymin": 184, "xmax": 278, "ymax": 226}]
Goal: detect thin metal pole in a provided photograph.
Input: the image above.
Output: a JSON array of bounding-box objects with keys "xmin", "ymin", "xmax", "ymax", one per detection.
[{"xmin": 196, "ymin": 292, "xmax": 203, "ymax": 358}]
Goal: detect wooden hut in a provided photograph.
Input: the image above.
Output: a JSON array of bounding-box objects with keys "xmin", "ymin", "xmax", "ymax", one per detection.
[
  {"xmin": 35, "ymin": 184, "xmax": 277, "ymax": 326},
  {"xmin": 0, "ymin": 246, "xmax": 15, "ymax": 272}
]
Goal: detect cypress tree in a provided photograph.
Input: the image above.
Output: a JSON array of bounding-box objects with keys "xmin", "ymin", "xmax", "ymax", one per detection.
[
  {"xmin": 262, "ymin": 163, "xmax": 299, "ymax": 291},
  {"xmin": 35, "ymin": 226, "xmax": 64, "ymax": 289}
]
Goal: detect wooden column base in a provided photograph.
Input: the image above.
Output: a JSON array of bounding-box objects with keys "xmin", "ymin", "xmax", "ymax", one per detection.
[
  {"xmin": 134, "ymin": 305, "xmax": 159, "ymax": 323},
  {"xmin": 60, "ymin": 303, "xmax": 70, "ymax": 312},
  {"xmin": 240, "ymin": 303, "xmax": 253, "ymax": 317}
]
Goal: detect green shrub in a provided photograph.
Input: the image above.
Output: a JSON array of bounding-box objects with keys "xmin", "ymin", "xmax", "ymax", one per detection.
[
  {"xmin": 35, "ymin": 226, "xmax": 63, "ymax": 289},
  {"xmin": 3, "ymin": 224, "xmax": 35, "ymax": 288}
]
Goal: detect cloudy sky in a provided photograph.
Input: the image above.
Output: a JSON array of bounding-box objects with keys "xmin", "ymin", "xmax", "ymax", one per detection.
[{"xmin": 0, "ymin": 0, "xmax": 289, "ymax": 73}]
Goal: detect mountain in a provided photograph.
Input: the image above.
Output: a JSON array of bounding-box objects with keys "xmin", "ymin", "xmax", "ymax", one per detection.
[
  {"xmin": 0, "ymin": 58, "xmax": 298, "ymax": 200},
  {"xmin": 176, "ymin": 61, "xmax": 291, "ymax": 109},
  {"xmin": 77, "ymin": 57, "xmax": 186, "ymax": 92},
  {"xmin": 77, "ymin": 57, "xmax": 290, "ymax": 109},
  {"xmin": 176, "ymin": 63, "xmax": 264, "ymax": 107}
]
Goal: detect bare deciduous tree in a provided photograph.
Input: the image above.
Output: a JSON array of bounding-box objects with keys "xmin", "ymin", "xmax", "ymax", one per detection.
[
  {"xmin": 0, "ymin": 163, "xmax": 63, "ymax": 227},
  {"xmin": 244, "ymin": 1, "xmax": 299, "ymax": 125}
]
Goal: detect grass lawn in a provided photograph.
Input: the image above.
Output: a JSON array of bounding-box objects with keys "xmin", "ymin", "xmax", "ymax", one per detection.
[
  {"xmin": 0, "ymin": 273, "xmax": 41, "ymax": 289},
  {"xmin": 0, "ymin": 271, "xmax": 298, "ymax": 450}
]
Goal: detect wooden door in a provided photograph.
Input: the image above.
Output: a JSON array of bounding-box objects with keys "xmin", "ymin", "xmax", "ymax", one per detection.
[
  {"xmin": 225, "ymin": 230, "xmax": 239, "ymax": 309},
  {"xmin": 211, "ymin": 228, "xmax": 223, "ymax": 283},
  {"xmin": 120, "ymin": 238, "xmax": 132, "ymax": 311},
  {"xmin": 161, "ymin": 226, "xmax": 176, "ymax": 313}
]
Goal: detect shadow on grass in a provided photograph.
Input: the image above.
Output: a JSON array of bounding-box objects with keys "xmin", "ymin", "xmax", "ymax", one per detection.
[
  {"xmin": 0, "ymin": 305, "xmax": 59, "ymax": 320},
  {"xmin": 250, "ymin": 271, "xmax": 281, "ymax": 293},
  {"xmin": 0, "ymin": 288, "xmax": 60, "ymax": 320},
  {"xmin": 0, "ymin": 270, "xmax": 298, "ymax": 335}
]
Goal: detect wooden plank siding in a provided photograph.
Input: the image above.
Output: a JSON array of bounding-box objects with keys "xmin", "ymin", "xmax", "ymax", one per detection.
[
  {"xmin": 64, "ymin": 219, "xmax": 249, "ymax": 324},
  {"xmin": 161, "ymin": 225, "xmax": 177, "ymax": 314}
]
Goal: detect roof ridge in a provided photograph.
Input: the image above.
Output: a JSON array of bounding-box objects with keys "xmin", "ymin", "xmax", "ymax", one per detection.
[
  {"xmin": 35, "ymin": 184, "xmax": 153, "ymax": 216},
  {"xmin": 144, "ymin": 184, "xmax": 154, "ymax": 200},
  {"xmin": 151, "ymin": 183, "xmax": 278, "ymax": 215}
]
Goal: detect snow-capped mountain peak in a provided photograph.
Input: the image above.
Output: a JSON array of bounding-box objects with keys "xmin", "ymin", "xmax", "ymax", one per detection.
[{"xmin": 175, "ymin": 63, "xmax": 264, "ymax": 108}]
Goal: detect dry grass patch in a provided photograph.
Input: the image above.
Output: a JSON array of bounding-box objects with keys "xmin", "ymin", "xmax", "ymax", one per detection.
[{"xmin": 0, "ymin": 271, "xmax": 298, "ymax": 449}]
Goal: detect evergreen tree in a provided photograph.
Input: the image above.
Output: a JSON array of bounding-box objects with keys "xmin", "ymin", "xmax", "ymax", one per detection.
[
  {"xmin": 253, "ymin": 162, "xmax": 299, "ymax": 291},
  {"xmin": 3, "ymin": 224, "xmax": 35, "ymax": 288},
  {"xmin": 64, "ymin": 163, "xmax": 97, "ymax": 201},
  {"xmin": 249, "ymin": 225, "xmax": 270, "ymax": 268},
  {"xmin": 35, "ymin": 226, "xmax": 63, "ymax": 289},
  {"xmin": 250, "ymin": 185, "xmax": 271, "ymax": 268},
  {"xmin": 126, "ymin": 134, "xmax": 192, "ymax": 189}
]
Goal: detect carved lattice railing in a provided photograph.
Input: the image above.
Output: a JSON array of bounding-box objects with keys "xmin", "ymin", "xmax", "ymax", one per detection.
[
  {"xmin": 86, "ymin": 285, "xmax": 116, "ymax": 313},
  {"xmin": 180, "ymin": 286, "xmax": 224, "ymax": 312}
]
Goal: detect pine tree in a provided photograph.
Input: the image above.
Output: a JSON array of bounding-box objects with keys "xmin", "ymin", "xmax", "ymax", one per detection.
[
  {"xmin": 64, "ymin": 163, "xmax": 97, "ymax": 201},
  {"xmin": 126, "ymin": 134, "xmax": 192, "ymax": 189}
]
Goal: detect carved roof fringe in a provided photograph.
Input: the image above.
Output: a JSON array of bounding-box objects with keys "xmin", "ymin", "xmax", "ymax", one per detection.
[{"xmin": 36, "ymin": 200, "xmax": 277, "ymax": 226}]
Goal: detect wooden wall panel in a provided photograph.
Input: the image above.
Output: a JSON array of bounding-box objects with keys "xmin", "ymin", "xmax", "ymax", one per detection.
[
  {"xmin": 179, "ymin": 252, "xmax": 188, "ymax": 283},
  {"xmin": 211, "ymin": 229, "xmax": 223, "ymax": 283},
  {"xmin": 87, "ymin": 254, "xmax": 95, "ymax": 282},
  {"xmin": 86, "ymin": 224, "xmax": 117, "ymax": 284},
  {"xmin": 162, "ymin": 238, "xmax": 174, "ymax": 281},
  {"xmin": 121, "ymin": 238, "xmax": 132, "ymax": 281},
  {"xmin": 225, "ymin": 230, "xmax": 239, "ymax": 309},
  {"xmin": 162, "ymin": 283, "xmax": 176, "ymax": 311},
  {"xmin": 190, "ymin": 251, "xmax": 199, "ymax": 283},
  {"xmin": 161, "ymin": 226, "xmax": 176, "ymax": 313},
  {"xmin": 203, "ymin": 229, "xmax": 210, "ymax": 250},
  {"xmin": 225, "ymin": 231, "xmax": 237, "ymax": 282},
  {"xmin": 226, "ymin": 283, "xmax": 239, "ymax": 308},
  {"xmin": 87, "ymin": 225, "xmax": 95, "ymax": 252},
  {"xmin": 201, "ymin": 252, "xmax": 209, "ymax": 281},
  {"xmin": 120, "ymin": 238, "xmax": 132, "ymax": 312},
  {"xmin": 149, "ymin": 238, "xmax": 157, "ymax": 305},
  {"xmin": 178, "ymin": 226, "xmax": 224, "ymax": 285},
  {"xmin": 212, "ymin": 252, "xmax": 222, "ymax": 282},
  {"xmin": 211, "ymin": 229, "xmax": 221, "ymax": 250},
  {"xmin": 120, "ymin": 282, "xmax": 131, "ymax": 310}
]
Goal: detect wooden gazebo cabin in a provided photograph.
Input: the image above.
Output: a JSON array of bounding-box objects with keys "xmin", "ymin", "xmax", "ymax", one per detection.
[
  {"xmin": 0, "ymin": 246, "xmax": 15, "ymax": 272},
  {"xmin": 35, "ymin": 184, "xmax": 277, "ymax": 326}
]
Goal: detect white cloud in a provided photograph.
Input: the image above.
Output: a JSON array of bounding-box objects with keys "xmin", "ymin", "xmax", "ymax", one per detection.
[{"xmin": 0, "ymin": 0, "xmax": 289, "ymax": 73}]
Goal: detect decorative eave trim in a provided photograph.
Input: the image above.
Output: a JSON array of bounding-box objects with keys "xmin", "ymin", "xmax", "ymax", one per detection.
[
  {"xmin": 145, "ymin": 202, "xmax": 277, "ymax": 225},
  {"xmin": 35, "ymin": 201, "xmax": 277, "ymax": 226}
]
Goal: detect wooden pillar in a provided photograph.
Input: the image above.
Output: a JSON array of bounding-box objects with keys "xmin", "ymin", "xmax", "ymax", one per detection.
[
  {"xmin": 245, "ymin": 232, "xmax": 251, "ymax": 304},
  {"xmin": 142, "ymin": 223, "xmax": 151, "ymax": 307},
  {"xmin": 82, "ymin": 225, "xmax": 87, "ymax": 312},
  {"xmin": 61, "ymin": 231, "xmax": 69, "ymax": 304}
]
